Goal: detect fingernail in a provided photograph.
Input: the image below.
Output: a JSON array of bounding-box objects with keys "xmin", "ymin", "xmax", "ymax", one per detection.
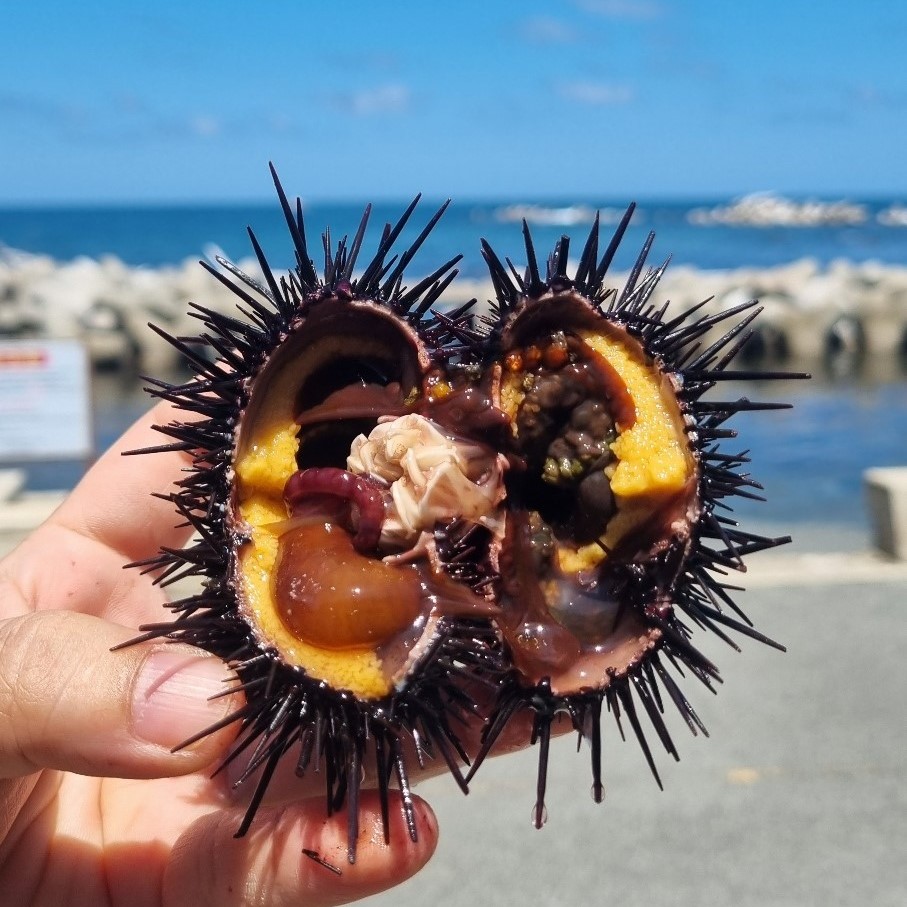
[{"xmin": 132, "ymin": 649, "xmax": 230, "ymax": 750}]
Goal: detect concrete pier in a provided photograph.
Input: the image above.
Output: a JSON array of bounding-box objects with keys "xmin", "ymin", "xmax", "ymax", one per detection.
[
  {"xmin": 864, "ymin": 466, "xmax": 907, "ymax": 560},
  {"xmin": 2, "ymin": 252, "xmax": 907, "ymax": 374}
]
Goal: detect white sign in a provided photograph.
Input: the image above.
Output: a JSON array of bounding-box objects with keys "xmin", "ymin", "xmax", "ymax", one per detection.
[{"xmin": 0, "ymin": 340, "xmax": 93, "ymax": 461}]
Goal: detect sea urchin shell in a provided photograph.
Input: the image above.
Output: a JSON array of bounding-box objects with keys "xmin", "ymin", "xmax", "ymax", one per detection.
[
  {"xmin": 125, "ymin": 166, "xmax": 505, "ymax": 861},
  {"xmin": 125, "ymin": 175, "xmax": 804, "ymax": 851},
  {"xmin": 463, "ymin": 209, "xmax": 805, "ymax": 826}
]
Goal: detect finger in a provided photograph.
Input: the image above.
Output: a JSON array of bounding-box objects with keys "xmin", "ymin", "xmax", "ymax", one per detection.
[
  {"xmin": 51, "ymin": 400, "xmax": 199, "ymax": 563},
  {"xmin": 0, "ymin": 517, "xmax": 174, "ymax": 625},
  {"xmin": 0, "ymin": 611, "xmax": 241, "ymax": 779},
  {"xmin": 163, "ymin": 791, "xmax": 438, "ymax": 907}
]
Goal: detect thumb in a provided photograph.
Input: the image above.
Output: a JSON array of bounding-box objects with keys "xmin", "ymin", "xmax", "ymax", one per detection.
[{"xmin": 0, "ymin": 611, "xmax": 240, "ymax": 779}]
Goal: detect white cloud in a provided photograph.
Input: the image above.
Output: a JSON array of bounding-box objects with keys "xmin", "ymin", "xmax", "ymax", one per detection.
[
  {"xmin": 518, "ymin": 16, "xmax": 580, "ymax": 44},
  {"xmin": 333, "ymin": 83, "xmax": 412, "ymax": 116},
  {"xmin": 189, "ymin": 115, "xmax": 221, "ymax": 137},
  {"xmin": 558, "ymin": 81, "xmax": 635, "ymax": 105},
  {"xmin": 574, "ymin": 0, "xmax": 665, "ymax": 20}
]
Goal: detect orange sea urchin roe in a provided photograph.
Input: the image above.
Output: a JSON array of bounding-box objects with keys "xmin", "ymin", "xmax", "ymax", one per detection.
[
  {"xmin": 274, "ymin": 522, "xmax": 422, "ymax": 651},
  {"xmin": 579, "ymin": 330, "xmax": 690, "ymax": 499}
]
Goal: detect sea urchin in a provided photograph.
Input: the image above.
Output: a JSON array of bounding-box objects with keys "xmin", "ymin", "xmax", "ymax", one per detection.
[
  {"xmin": 464, "ymin": 207, "xmax": 804, "ymax": 825},
  {"xmin": 124, "ymin": 166, "xmax": 506, "ymax": 862},
  {"xmin": 124, "ymin": 171, "xmax": 803, "ymax": 856}
]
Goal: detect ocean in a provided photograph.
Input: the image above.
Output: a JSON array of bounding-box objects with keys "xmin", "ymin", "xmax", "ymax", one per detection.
[
  {"xmin": 1, "ymin": 195, "xmax": 906, "ymax": 276},
  {"xmin": 2, "ymin": 194, "xmax": 906, "ymax": 538}
]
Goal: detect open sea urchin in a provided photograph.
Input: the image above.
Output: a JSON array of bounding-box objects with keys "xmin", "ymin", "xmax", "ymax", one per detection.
[
  {"xmin": 125, "ymin": 171, "xmax": 803, "ymax": 854},
  {"xmin": 463, "ymin": 207, "xmax": 804, "ymax": 825},
  {"xmin": 125, "ymin": 166, "xmax": 507, "ymax": 862}
]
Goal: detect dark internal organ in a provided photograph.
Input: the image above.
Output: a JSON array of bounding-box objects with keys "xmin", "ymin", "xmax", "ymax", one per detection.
[
  {"xmin": 284, "ymin": 467, "xmax": 386, "ymax": 554},
  {"xmin": 294, "ymin": 357, "xmax": 412, "ymax": 472},
  {"xmin": 274, "ymin": 521, "xmax": 423, "ymax": 651},
  {"xmin": 273, "ymin": 468, "xmax": 421, "ymax": 651},
  {"xmin": 499, "ymin": 325, "xmax": 696, "ymax": 693},
  {"xmin": 509, "ymin": 332, "xmax": 632, "ymax": 546}
]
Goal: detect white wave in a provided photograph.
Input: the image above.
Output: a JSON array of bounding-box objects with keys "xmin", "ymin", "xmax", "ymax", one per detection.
[
  {"xmin": 877, "ymin": 204, "xmax": 907, "ymax": 227},
  {"xmin": 688, "ymin": 193, "xmax": 867, "ymax": 227},
  {"xmin": 493, "ymin": 204, "xmax": 603, "ymax": 227}
]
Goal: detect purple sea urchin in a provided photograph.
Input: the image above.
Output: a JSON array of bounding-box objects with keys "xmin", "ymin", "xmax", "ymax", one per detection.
[
  {"xmin": 125, "ymin": 166, "xmax": 504, "ymax": 862},
  {"xmin": 465, "ymin": 209, "xmax": 804, "ymax": 825},
  {"xmin": 125, "ymin": 170, "xmax": 803, "ymax": 854}
]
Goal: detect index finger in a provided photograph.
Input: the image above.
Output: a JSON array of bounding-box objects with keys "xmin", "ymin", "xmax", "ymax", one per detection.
[{"xmin": 51, "ymin": 399, "xmax": 202, "ymax": 563}]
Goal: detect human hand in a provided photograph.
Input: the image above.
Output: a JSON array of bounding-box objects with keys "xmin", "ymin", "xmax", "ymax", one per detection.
[{"xmin": 0, "ymin": 403, "xmax": 439, "ymax": 907}]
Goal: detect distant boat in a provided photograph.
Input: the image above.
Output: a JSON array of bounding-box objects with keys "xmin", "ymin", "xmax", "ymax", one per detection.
[
  {"xmin": 877, "ymin": 204, "xmax": 907, "ymax": 227},
  {"xmin": 687, "ymin": 193, "xmax": 867, "ymax": 227}
]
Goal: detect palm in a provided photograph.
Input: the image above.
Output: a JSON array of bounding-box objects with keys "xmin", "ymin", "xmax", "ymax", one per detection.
[
  {"xmin": 1, "ymin": 419, "xmax": 229, "ymax": 905},
  {"xmin": 0, "ymin": 404, "xmax": 438, "ymax": 907}
]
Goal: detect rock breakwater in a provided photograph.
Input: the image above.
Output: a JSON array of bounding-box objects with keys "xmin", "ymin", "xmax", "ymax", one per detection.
[{"xmin": 2, "ymin": 249, "xmax": 906, "ymax": 374}]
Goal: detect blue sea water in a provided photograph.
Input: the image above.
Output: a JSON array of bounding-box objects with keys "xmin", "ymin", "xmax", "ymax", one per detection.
[
  {"xmin": 2, "ymin": 196, "xmax": 906, "ymax": 536},
  {"xmin": 1, "ymin": 196, "xmax": 906, "ymax": 277}
]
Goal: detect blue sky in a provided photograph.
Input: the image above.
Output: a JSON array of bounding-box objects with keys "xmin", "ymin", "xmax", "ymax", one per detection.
[{"xmin": 1, "ymin": 0, "xmax": 904, "ymax": 203}]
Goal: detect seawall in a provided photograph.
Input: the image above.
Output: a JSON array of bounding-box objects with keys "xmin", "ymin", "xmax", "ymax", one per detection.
[{"xmin": 2, "ymin": 251, "xmax": 906, "ymax": 373}]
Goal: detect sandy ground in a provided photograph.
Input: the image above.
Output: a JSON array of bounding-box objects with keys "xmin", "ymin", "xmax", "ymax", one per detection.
[{"xmin": 1, "ymin": 496, "xmax": 904, "ymax": 906}]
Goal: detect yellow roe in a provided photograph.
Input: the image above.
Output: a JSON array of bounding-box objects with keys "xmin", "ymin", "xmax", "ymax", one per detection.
[
  {"xmin": 578, "ymin": 329, "xmax": 691, "ymax": 500},
  {"xmin": 232, "ymin": 356, "xmax": 394, "ymax": 700}
]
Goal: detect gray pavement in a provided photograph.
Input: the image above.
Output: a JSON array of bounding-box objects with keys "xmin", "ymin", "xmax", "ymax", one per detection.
[{"xmin": 364, "ymin": 573, "xmax": 906, "ymax": 906}]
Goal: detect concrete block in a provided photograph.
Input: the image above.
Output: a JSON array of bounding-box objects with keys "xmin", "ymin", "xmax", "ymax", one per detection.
[
  {"xmin": 0, "ymin": 469, "xmax": 25, "ymax": 502},
  {"xmin": 864, "ymin": 467, "xmax": 907, "ymax": 560}
]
